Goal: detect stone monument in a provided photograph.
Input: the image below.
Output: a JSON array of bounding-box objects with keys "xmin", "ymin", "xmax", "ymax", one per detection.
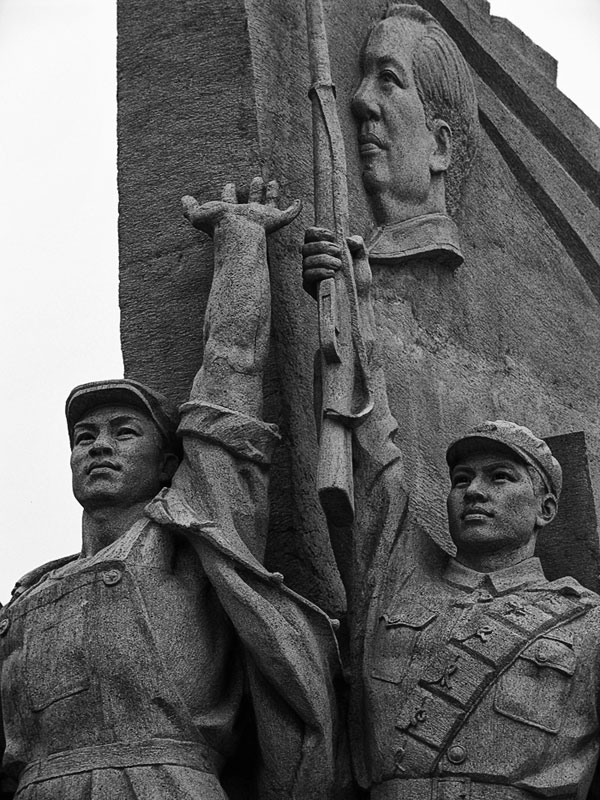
[
  {"xmin": 2, "ymin": 0, "xmax": 600, "ymax": 797},
  {"xmin": 117, "ymin": 0, "xmax": 600, "ymax": 615},
  {"xmin": 115, "ymin": 0, "xmax": 600, "ymax": 794}
]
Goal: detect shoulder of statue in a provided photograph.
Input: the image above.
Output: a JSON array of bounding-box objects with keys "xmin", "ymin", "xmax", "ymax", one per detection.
[
  {"xmin": 544, "ymin": 575, "xmax": 600, "ymax": 607},
  {"xmin": 10, "ymin": 554, "xmax": 80, "ymax": 600}
]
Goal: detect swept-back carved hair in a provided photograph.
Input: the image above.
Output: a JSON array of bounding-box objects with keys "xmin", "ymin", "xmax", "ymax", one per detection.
[{"xmin": 382, "ymin": 2, "xmax": 479, "ymax": 215}]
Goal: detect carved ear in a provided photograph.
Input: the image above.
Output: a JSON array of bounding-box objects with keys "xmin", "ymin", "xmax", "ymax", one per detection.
[
  {"xmin": 430, "ymin": 119, "xmax": 452, "ymax": 174},
  {"xmin": 536, "ymin": 493, "xmax": 558, "ymax": 530}
]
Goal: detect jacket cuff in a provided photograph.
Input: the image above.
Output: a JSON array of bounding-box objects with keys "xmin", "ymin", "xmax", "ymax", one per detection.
[{"xmin": 178, "ymin": 401, "xmax": 280, "ymax": 465}]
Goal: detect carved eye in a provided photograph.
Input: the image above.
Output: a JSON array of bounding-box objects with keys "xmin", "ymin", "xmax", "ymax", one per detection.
[
  {"xmin": 451, "ymin": 473, "xmax": 470, "ymax": 488},
  {"xmin": 492, "ymin": 470, "xmax": 515, "ymax": 483},
  {"xmin": 116, "ymin": 426, "xmax": 138, "ymax": 438},
  {"xmin": 380, "ymin": 70, "xmax": 398, "ymax": 85},
  {"xmin": 74, "ymin": 431, "xmax": 94, "ymax": 446},
  {"xmin": 379, "ymin": 69, "xmax": 404, "ymax": 88}
]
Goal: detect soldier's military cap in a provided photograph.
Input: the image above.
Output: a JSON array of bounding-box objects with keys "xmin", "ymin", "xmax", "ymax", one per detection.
[
  {"xmin": 446, "ymin": 420, "xmax": 562, "ymax": 498},
  {"xmin": 66, "ymin": 379, "xmax": 181, "ymax": 455}
]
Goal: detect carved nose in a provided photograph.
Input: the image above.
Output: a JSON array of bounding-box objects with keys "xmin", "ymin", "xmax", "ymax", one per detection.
[
  {"xmin": 464, "ymin": 481, "xmax": 488, "ymax": 500},
  {"xmin": 351, "ymin": 82, "xmax": 379, "ymax": 120},
  {"xmin": 89, "ymin": 436, "xmax": 114, "ymax": 456}
]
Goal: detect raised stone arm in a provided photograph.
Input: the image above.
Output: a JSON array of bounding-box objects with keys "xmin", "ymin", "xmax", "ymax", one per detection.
[
  {"xmin": 183, "ymin": 179, "xmax": 300, "ymax": 417},
  {"xmin": 157, "ymin": 179, "xmax": 301, "ymax": 562},
  {"xmin": 144, "ymin": 183, "xmax": 339, "ymax": 800}
]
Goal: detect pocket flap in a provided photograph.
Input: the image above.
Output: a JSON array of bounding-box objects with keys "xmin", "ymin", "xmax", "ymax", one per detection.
[
  {"xmin": 520, "ymin": 637, "xmax": 576, "ymax": 675},
  {"xmin": 382, "ymin": 599, "xmax": 437, "ymax": 629}
]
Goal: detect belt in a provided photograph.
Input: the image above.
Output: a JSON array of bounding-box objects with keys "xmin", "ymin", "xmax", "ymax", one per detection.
[
  {"xmin": 371, "ymin": 778, "xmax": 572, "ymax": 800},
  {"xmin": 18, "ymin": 738, "xmax": 223, "ymax": 790}
]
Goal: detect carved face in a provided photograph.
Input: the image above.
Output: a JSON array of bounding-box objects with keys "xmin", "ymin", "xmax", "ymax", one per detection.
[
  {"xmin": 70, "ymin": 405, "xmax": 172, "ymax": 511},
  {"xmin": 351, "ymin": 17, "xmax": 440, "ymax": 221},
  {"xmin": 446, "ymin": 450, "xmax": 543, "ymax": 560}
]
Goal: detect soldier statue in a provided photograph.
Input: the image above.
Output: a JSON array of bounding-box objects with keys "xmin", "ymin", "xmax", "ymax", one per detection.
[
  {"xmin": 0, "ymin": 180, "xmax": 339, "ymax": 800},
  {"xmin": 302, "ymin": 5, "xmax": 600, "ymax": 796},
  {"xmin": 304, "ymin": 225, "xmax": 600, "ymax": 798},
  {"xmin": 304, "ymin": 165, "xmax": 600, "ymax": 800}
]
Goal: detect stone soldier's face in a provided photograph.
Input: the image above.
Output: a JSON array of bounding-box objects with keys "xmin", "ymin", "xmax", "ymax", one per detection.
[
  {"xmin": 70, "ymin": 405, "xmax": 172, "ymax": 511},
  {"xmin": 446, "ymin": 450, "xmax": 543, "ymax": 558},
  {"xmin": 351, "ymin": 17, "xmax": 439, "ymax": 219}
]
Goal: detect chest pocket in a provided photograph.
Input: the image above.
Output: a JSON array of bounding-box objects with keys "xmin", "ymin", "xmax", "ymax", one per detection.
[
  {"xmin": 494, "ymin": 634, "xmax": 576, "ymax": 733},
  {"xmin": 371, "ymin": 600, "xmax": 438, "ymax": 684},
  {"xmin": 25, "ymin": 595, "xmax": 90, "ymax": 711}
]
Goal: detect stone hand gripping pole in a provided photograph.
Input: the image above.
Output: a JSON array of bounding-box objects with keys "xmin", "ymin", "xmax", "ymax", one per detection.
[{"xmin": 304, "ymin": 0, "xmax": 373, "ymax": 527}]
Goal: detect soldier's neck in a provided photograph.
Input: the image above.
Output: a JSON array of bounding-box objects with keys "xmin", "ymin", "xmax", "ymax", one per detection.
[
  {"xmin": 456, "ymin": 539, "xmax": 537, "ymax": 574},
  {"xmin": 80, "ymin": 501, "xmax": 148, "ymax": 558},
  {"xmin": 368, "ymin": 177, "xmax": 446, "ymax": 226}
]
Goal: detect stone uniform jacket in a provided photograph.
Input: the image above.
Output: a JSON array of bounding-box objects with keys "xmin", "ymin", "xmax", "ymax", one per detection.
[
  {"xmin": 0, "ymin": 401, "xmax": 340, "ymax": 800},
  {"xmin": 344, "ymin": 401, "xmax": 600, "ymax": 800},
  {"xmin": 365, "ymin": 555, "xmax": 600, "ymax": 798}
]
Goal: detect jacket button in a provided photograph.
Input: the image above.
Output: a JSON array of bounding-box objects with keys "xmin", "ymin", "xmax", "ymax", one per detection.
[
  {"xmin": 102, "ymin": 569, "xmax": 122, "ymax": 586},
  {"xmin": 536, "ymin": 642, "xmax": 551, "ymax": 663},
  {"xmin": 447, "ymin": 744, "xmax": 467, "ymax": 764},
  {"xmin": 0, "ymin": 619, "xmax": 10, "ymax": 636}
]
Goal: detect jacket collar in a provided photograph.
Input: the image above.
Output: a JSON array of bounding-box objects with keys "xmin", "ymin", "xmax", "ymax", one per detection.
[
  {"xmin": 366, "ymin": 213, "xmax": 463, "ymax": 269},
  {"xmin": 443, "ymin": 556, "xmax": 547, "ymax": 596}
]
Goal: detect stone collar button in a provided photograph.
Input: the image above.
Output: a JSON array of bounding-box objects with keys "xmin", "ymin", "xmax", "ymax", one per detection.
[
  {"xmin": 102, "ymin": 569, "xmax": 122, "ymax": 587},
  {"xmin": 447, "ymin": 745, "xmax": 467, "ymax": 764},
  {"xmin": 0, "ymin": 618, "xmax": 10, "ymax": 636}
]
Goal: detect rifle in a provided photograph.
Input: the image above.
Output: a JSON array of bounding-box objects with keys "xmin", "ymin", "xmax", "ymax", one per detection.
[{"xmin": 305, "ymin": 0, "xmax": 373, "ymax": 527}]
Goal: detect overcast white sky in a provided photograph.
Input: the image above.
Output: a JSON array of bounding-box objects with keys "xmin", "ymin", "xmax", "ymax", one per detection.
[{"xmin": 0, "ymin": 0, "xmax": 599, "ymax": 602}]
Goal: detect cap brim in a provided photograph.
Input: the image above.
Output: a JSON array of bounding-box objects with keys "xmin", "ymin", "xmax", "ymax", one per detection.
[
  {"xmin": 446, "ymin": 434, "xmax": 542, "ymax": 472},
  {"xmin": 69, "ymin": 384, "xmax": 151, "ymax": 421},
  {"xmin": 446, "ymin": 434, "xmax": 551, "ymax": 493},
  {"xmin": 66, "ymin": 380, "xmax": 180, "ymax": 456}
]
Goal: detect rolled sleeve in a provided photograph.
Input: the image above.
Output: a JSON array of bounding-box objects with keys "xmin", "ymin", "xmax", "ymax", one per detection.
[{"xmin": 178, "ymin": 401, "xmax": 280, "ymax": 466}]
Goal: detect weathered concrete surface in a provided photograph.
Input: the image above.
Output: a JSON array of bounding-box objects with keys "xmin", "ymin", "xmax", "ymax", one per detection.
[
  {"xmin": 544, "ymin": 432, "xmax": 600, "ymax": 591},
  {"xmin": 118, "ymin": 0, "xmax": 600, "ymax": 611}
]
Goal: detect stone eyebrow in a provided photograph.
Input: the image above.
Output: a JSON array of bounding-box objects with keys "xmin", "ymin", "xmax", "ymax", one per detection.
[
  {"xmin": 450, "ymin": 464, "xmax": 474, "ymax": 475},
  {"xmin": 108, "ymin": 414, "xmax": 144, "ymax": 424},
  {"xmin": 73, "ymin": 413, "xmax": 144, "ymax": 430},
  {"xmin": 73, "ymin": 420, "xmax": 98, "ymax": 431},
  {"xmin": 451, "ymin": 460, "xmax": 521, "ymax": 473},
  {"xmin": 483, "ymin": 460, "xmax": 521, "ymax": 471}
]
